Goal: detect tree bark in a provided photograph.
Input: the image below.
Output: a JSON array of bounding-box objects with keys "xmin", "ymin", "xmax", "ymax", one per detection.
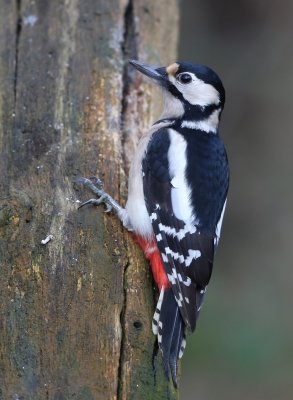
[{"xmin": 0, "ymin": 0, "xmax": 179, "ymax": 399}]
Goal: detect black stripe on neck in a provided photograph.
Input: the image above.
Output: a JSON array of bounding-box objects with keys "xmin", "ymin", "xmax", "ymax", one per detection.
[{"xmin": 183, "ymin": 103, "xmax": 221, "ymax": 121}]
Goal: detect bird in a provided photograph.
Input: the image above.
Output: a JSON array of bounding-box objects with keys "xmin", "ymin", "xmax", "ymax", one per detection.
[{"xmin": 77, "ymin": 59, "xmax": 229, "ymax": 387}]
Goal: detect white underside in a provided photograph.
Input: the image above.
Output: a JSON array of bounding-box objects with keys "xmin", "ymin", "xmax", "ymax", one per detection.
[{"xmin": 126, "ymin": 121, "xmax": 171, "ymax": 239}]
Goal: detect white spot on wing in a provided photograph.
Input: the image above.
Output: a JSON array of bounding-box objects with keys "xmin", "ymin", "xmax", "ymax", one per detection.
[
  {"xmin": 156, "ymin": 233, "xmax": 163, "ymax": 242},
  {"xmin": 178, "ymin": 273, "xmax": 192, "ymax": 287},
  {"xmin": 185, "ymin": 249, "xmax": 201, "ymax": 267},
  {"xmin": 215, "ymin": 199, "xmax": 227, "ymax": 246},
  {"xmin": 174, "ymin": 292, "xmax": 184, "ymax": 307},
  {"xmin": 167, "ymin": 269, "xmax": 177, "ymax": 285},
  {"xmin": 165, "ymin": 247, "xmax": 184, "ymax": 264},
  {"xmin": 158, "ymin": 222, "xmax": 196, "ymax": 241},
  {"xmin": 162, "ymin": 253, "xmax": 168, "ymax": 263},
  {"xmin": 179, "ymin": 338, "xmax": 186, "ymax": 359},
  {"xmin": 150, "ymin": 212, "xmax": 157, "ymax": 221},
  {"xmin": 158, "ymin": 333, "xmax": 162, "ymax": 344},
  {"xmin": 164, "ymin": 247, "xmax": 201, "ymax": 269},
  {"xmin": 167, "ymin": 268, "xmax": 191, "ymax": 287}
]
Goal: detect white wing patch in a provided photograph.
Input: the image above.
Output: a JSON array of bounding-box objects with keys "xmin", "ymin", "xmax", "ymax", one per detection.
[
  {"xmin": 167, "ymin": 268, "xmax": 192, "ymax": 287},
  {"xmin": 168, "ymin": 129, "xmax": 194, "ymax": 223}
]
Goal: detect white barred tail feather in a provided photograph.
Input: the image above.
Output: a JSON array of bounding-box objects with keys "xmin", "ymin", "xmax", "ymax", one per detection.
[
  {"xmin": 152, "ymin": 288, "xmax": 186, "ymax": 387},
  {"xmin": 152, "ymin": 287, "xmax": 165, "ymax": 334}
]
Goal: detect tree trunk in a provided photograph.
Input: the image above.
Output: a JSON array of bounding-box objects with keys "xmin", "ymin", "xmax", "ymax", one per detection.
[{"xmin": 0, "ymin": 0, "xmax": 179, "ymax": 399}]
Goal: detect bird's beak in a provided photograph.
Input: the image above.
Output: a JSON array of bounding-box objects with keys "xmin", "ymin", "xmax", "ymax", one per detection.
[{"xmin": 129, "ymin": 59, "xmax": 168, "ymax": 87}]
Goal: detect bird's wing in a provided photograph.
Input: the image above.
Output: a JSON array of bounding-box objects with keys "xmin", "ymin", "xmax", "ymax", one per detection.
[{"xmin": 142, "ymin": 128, "xmax": 219, "ymax": 332}]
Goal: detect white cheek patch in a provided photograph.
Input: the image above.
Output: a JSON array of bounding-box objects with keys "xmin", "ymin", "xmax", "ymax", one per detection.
[{"xmin": 173, "ymin": 73, "xmax": 220, "ymax": 107}]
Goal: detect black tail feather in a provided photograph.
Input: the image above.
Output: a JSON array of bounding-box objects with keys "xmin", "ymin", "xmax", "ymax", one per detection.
[
  {"xmin": 154, "ymin": 289, "xmax": 185, "ymax": 387},
  {"xmin": 169, "ymin": 311, "xmax": 184, "ymax": 388}
]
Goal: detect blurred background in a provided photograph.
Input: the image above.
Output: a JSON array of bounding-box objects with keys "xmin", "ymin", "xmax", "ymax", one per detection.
[{"xmin": 179, "ymin": 1, "xmax": 293, "ymax": 399}]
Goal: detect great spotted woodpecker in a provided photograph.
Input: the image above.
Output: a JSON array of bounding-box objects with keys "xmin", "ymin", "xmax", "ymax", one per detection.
[{"xmin": 77, "ymin": 60, "xmax": 229, "ymax": 387}]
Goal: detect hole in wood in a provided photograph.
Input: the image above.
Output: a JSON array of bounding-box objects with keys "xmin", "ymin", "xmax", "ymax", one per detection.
[{"xmin": 133, "ymin": 320, "xmax": 143, "ymax": 330}]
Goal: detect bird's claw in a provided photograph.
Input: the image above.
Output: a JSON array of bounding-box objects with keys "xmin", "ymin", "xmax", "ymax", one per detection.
[
  {"xmin": 75, "ymin": 176, "xmax": 132, "ymax": 229},
  {"xmin": 97, "ymin": 193, "xmax": 113, "ymax": 212},
  {"xmin": 78, "ymin": 193, "xmax": 113, "ymax": 213},
  {"xmin": 78, "ymin": 198, "xmax": 100, "ymax": 209},
  {"xmin": 104, "ymin": 203, "xmax": 113, "ymax": 213},
  {"xmin": 76, "ymin": 177, "xmax": 115, "ymax": 213}
]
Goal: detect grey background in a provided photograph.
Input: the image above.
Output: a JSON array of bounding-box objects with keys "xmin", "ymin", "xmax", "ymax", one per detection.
[{"xmin": 178, "ymin": 1, "xmax": 293, "ymax": 399}]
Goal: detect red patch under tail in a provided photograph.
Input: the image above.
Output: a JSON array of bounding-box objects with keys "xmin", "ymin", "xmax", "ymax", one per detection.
[{"xmin": 136, "ymin": 235, "xmax": 170, "ymax": 290}]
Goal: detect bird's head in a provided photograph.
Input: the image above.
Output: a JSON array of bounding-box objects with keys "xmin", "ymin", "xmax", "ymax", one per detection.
[{"xmin": 129, "ymin": 60, "xmax": 225, "ymax": 126}]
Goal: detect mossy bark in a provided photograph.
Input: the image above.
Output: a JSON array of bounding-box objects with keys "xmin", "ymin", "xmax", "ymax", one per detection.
[{"xmin": 0, "ymin": 0, "xmax": 179, "ymax": 399}]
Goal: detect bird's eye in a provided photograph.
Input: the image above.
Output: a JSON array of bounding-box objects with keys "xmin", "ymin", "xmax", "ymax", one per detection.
[{"xmin": 177, "ymin": 73, "xmax": 192, "ymax": 84}]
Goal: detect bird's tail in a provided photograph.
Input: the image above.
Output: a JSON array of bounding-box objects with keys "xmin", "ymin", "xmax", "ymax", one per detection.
[
  {"xmin": 152, "ymin": 287, "xmax": 186, "ymax": 387},
  {"xmin": 136, "ymin": 235, "xmax": 186, "ymax": 386}
]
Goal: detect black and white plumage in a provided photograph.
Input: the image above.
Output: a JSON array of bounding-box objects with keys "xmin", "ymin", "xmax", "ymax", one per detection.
[{"xmin": 78, "ymin": 60, "xmax": 229, "ymax": 387}]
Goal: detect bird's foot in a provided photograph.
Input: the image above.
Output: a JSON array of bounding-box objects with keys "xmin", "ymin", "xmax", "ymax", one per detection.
[
  {"xmin": 75, "ymin": 177, "xmax": 117, "ymax": 213},
  {"xmin": 75, "ymin": 176, "xmax": 133, "ymax": 231}
]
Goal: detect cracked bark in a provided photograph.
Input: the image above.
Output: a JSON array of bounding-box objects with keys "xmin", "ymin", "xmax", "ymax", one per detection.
[
  {"xmin": 0, "ymin": 0, "xmax": 179, "ymax": 399},
  {"xmin": 14, "ymin": 0, "xmax": 22, "ymax": 106}
]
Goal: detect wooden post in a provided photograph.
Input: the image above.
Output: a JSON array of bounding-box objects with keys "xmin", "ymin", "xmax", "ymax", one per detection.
[{"xmin": 0, "ymin": 0, "xmax": 179, "ymax": 398}]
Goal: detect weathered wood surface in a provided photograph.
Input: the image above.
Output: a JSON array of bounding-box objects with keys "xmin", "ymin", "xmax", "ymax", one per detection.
[{"xmin": 0, "ymin": 0, "xmax": 179, "ymax": 399}]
